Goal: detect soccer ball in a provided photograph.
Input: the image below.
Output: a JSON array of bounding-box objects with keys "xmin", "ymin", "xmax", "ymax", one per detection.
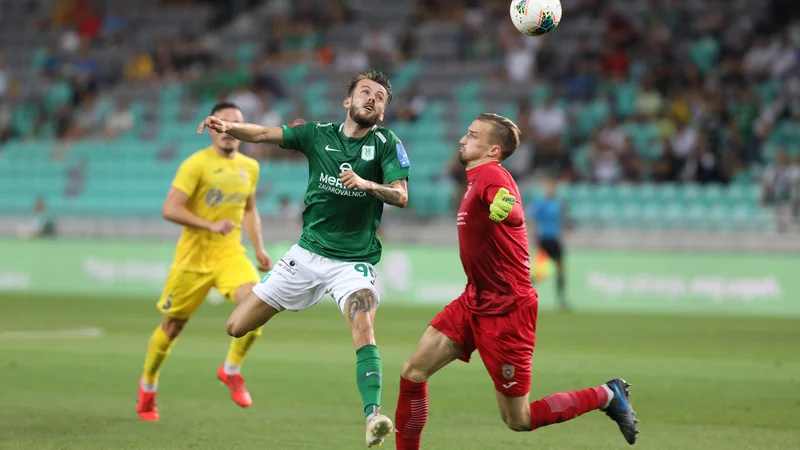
[{"xmin": 510, "ymin": 0, "xmax": 562, "ymax": 37}]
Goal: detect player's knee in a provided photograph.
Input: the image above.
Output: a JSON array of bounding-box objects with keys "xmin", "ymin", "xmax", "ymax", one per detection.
[
  {"xmin": 503, "ymin": 414, "xmax": 530, "ymax": 432},
  {"xmin": 225, "ymin": 317, "xmax": 247, "ymax": 338},
  {"xmin": 162, "ymin": 317, "xmax": 187, "ymax": 339},
  {"xmin": 400, "ymin": 359, "xmax": 429, "ymax": 383}
]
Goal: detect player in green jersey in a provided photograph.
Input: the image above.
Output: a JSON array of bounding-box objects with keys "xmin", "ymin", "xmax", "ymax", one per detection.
[{"xmin": 197, "ymin": 70, "xmax": 409, "ymax": 447}]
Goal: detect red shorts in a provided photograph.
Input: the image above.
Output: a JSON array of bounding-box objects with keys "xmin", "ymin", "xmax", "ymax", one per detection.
[{"xmin": 429, "ymin": 292, "xmax": 538, "ymax": 397}]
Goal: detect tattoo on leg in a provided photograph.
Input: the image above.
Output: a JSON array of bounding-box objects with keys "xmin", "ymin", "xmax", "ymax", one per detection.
[{"xmin": 345, "ymin": 289, "xmax": 378, "ymax": 321}]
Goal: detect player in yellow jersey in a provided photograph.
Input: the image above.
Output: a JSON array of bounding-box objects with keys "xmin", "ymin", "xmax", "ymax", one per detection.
[{"xmin": 136, "ymin": 102, "xmax": 273, "ymax": 421}]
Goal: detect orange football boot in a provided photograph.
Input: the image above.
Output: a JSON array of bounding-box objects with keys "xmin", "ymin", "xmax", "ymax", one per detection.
[
  {"xmin": 217, "ymin": 364, "xmax": 252, "ymax": 408},
  {"xmin": 136, "ymin": 381, "xmax": 159, "ymax": 421}
]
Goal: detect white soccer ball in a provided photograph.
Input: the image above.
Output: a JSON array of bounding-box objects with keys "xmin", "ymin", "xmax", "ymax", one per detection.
[{"xmin": 510, "ymin": 0, "xmax": 562, "ymax": 37}]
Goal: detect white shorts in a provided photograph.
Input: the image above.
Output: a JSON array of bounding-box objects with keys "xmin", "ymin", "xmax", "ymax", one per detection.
[{"xmin": 252, "ymin": 245, "xmax": 379, "ymax": 314}]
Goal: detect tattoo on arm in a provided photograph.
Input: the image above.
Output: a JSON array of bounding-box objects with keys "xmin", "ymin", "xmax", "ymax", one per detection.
[
  {"xmin": 366, "ymin": 179, "xmax": 408, "ymax": 208},
  {"xmin": 344, "ymin": 289, "xmax": 378, "ymax": 322}
]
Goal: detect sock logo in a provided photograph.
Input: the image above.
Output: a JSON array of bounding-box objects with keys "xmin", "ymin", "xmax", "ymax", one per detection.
[{"xmin": 365, "ymin": 372, "xmax": 381, "ymax": 378}]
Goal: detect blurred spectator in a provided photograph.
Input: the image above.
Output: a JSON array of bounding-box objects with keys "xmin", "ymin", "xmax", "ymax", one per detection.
[
  {"xmin": 618, "ymin": 137, "xmax": 644, "ymax": 182},
  {"xmin": 101, "ymin": 5, "xmax": 130, "ymax": 44},
  {"xmin": 361, "ymin": 26, "xmax": 399, "ymax": 69},
  {"xmin": 598, "ymin": 115, "xmax": 628, "ymax": 151},
  {"xmin": 502, "ymin": 29, "xmax": 540, "ymax": 83},
  {"xmin": 227, "ymin": 83, "xmax": 263, "ymax": 123},
  {"xmin": 589, "ymin": 134, "xmax": 621, "ymax": 184},
  {"xmin": 761, "ymin": 148, "xmax": 800, "ymax": 231},
  {"xmin": 103, "ymin": 100, "xmax": 135, "ymax": 139},
  {"xmin": 681, "ymin": 140, "xmax": 727, "ymax": 184},
  {"xmin": 762, "ymin": 148, "xmax": 800, "ymax": 204},
  {"xmin": 75, "ymin": 1, "xmax": 102, "ymax": 42},
  {"xmin": 64, "ymin": 92, "xmax": 102, "ymax": 140},
  {"xmin": 652, "ymin": 141, "xmax": 681, "ymax": 183},
  {"xmin": 0, "ymin": 55, "xmax": 7, "ymax": 99},
  {"xmin": 124, "ymin": 52, "xmax": 156, "ymax": 82},
  {"xmin": 670, "ymin": 119, "xmax": 699, "ymax": 161},
  {"xmin": 17, "ymin": 197, "xmax": 56, "ymax": 239},
  {"xmin": 566, "ymin": 59, "xmax": 599, "ymax": 101},
  {"xmin": 636, "ymin": 75, "xmax": 664, "ymax": 119},
  {"xmin": 50, "ymin": 0, "xmax": 75, "ymax": 29},
  {"xmin": 335, "ymin": 44, "xmax": 369, "ymax": 73},
  {"xmin": 398, "ymin": 27, "xmax": 418, "ymax": 62},
  {"xmin": 529, "ymin": 94, "xmax": 566, "ymax": 150},
  {"xmin": 394, "ymin": 84, "xmax": 428, "ymax": 123},
  {"xmin": 0, "ymin": 100, "xmax": 11, "ymax": 144}
]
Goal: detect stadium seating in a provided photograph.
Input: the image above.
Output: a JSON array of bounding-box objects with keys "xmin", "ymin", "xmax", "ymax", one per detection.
[{"xmin": 1, "ymin": 0, "xmax": 795, "ymax": 234}]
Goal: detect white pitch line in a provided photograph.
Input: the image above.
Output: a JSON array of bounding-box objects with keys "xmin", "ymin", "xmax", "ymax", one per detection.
[{"xmin": 0, "ymin": 327, "xmax": 105, "ymax": 341}]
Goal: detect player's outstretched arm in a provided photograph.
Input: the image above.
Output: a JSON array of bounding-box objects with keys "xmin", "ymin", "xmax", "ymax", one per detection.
[
  {"xmin": 243, "ymin": 194, "xmax": 272, "ymax": 271},
  {"xmin": 162, "ymin": 187, "xmax": 235, "ymax": 234},
  {"xmin": 340, "ymin": 171, "xmax": 408, "ymax": 208},
  {"xmin": 197, "ymin": 116, "xmax": 283, "ymax": 144}
]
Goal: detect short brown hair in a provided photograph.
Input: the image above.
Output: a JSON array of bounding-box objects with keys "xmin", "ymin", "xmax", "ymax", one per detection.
[
  {"xmin": 347, "ymin": 70, "xmax": 393, "ymax": 104},
  {"xmin": 476, "ymin": 113, "xmax": 521, "ymax": 161}
]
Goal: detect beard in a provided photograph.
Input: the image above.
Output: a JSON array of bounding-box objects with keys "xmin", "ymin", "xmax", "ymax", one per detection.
[
  {"xmin": 458, "ymin": 148, "xmax": 469, "ymax": 166},
  {"xmin": 349, "ymin": 103, "xmax": 379, "ymax": 128},
  {"xmin": 218, "ymin": 137, "xmax": 237, "ymax": 154}
]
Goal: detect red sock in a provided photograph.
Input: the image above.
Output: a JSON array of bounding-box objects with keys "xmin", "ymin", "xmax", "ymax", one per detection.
[
  {"xmin": 529, "ymin": 386, "xmax": 608, "ymax": 431},
  {"xmin": 395, "ymin": 377, "xmax": 428, "ymax": 450}
]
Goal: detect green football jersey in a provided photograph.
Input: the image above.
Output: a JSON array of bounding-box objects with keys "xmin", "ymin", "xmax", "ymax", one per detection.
[{"xmin": 280, "ymin": 121, "xmax": 411, "ymax": 265}]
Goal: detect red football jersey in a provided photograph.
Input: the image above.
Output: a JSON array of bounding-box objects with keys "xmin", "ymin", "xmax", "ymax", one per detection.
[{"xmin": 457, "ymin": 162, "xmax": 537, "ymax": 315}]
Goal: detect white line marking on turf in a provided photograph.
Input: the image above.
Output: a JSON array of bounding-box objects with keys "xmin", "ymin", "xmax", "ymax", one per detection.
[{"xmin": 0, "ymin": 327, "xmax": 104, "ymax": 341}]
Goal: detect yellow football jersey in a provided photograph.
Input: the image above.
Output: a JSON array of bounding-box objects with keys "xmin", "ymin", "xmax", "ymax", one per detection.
[{"xmin": 169, "ymin": 147, "xmax": 260, "ymax": 272}]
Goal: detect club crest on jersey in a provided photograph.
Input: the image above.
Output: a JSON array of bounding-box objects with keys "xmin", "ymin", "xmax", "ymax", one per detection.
[
  {"xmin": 361, "ymin": 145, "xmax": 375, "ymax": 161},
  {"xmin": 239, "ymin": 168, "xmax": 246, "ymax": 180},
  {"xmin": 502, "ymin": 365, "xmax": 515, "ymax": 379}
]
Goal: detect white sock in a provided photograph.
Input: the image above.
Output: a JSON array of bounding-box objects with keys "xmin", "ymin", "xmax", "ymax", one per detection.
[
  {"xmin": 223, "ymin": 360, "xmax": 241, "ymax": 375},
  {"xmin": 140, "ymin": 380, "xmax": 158, "ymax": 393},
  {"xmin": 365, "ymin": 405, "xmax": 380, "ymax": 423},
  {"xmin": 601, "ymin": 384, "xmax": 614, "ymax": 409}
]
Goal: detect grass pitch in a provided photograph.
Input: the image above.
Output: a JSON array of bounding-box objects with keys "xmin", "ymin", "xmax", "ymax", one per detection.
[{"xmin": 1, "ymin": 295, "xmax": 798, "ymax": 449}]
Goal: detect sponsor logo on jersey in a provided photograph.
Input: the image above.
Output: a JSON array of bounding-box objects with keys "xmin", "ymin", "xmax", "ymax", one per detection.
[
  {"xmin": 375, "ymin": 131, "xmax": 387, "ymax": 143},
  {"xmin": 396, "ymin": 142, "xmax": 410, "ymax": 168},
  {"xmin": 205, "ymin": 187, "xmax": 249, "ymax": 207},
  {"xmin": 316, "ymin": 122, "xmax": 333, "ymax": 128},
  {"xmin": 361, "ymin": 145, "xmax": 375, "ymax": 161},
  {"xmin": 318, "ymin": 171, "xmax": 368, "ymax": 198}
]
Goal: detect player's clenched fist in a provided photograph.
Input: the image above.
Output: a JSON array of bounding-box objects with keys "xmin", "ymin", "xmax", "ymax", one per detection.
[
  {"xmin": 208, "ymin": 219, "xmax": 236, "ymax": 235},
  {"xmin": 197, "ymin": 116, "xmax": 233, "ymax": 134},
  {"xmin": 255, "ymin": 248, "xmax": 273, "ymax": 272},
  {"xmin": 340, "ymin": 169, "xmax": 369, "ymax": 190},
  {"xmin": 489, "ymin": 188, "xmax": 516, "ymax": 222}
]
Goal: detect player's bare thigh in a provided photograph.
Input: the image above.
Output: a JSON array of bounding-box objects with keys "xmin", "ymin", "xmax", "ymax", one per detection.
[
  {"xmin": 342, "ymin": 289, "xmax": 380, "ymax": 349},
  {"xmin": 401, "ymin": 326, "xmax": 462, "ymax": 383},
  {"xmin": 233, "ymin": 282, "xmax": 257, "ymax": 304},
  {"xmin": 226, "ymin": 290, "xmax": 280, "ymax": 338},
  {"xmin": 495, "ymin": 391, "xmax": 532, "ymax": 432}
]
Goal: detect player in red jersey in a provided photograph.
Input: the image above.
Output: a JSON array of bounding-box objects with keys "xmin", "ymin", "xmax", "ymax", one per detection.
[{"xmin": 393, "ymin": 114, "xmax": 639, "ymax": 449}]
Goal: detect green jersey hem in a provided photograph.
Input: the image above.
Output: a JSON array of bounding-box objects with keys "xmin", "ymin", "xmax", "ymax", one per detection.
[{"xmin": 298, "ymin": 237, "xmax": 381, "ymax": 266}]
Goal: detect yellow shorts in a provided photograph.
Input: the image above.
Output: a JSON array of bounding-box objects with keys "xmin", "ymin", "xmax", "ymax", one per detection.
[{"xmin": 156, "ymin": 253, "xmax": 261, "ymax": 319}]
